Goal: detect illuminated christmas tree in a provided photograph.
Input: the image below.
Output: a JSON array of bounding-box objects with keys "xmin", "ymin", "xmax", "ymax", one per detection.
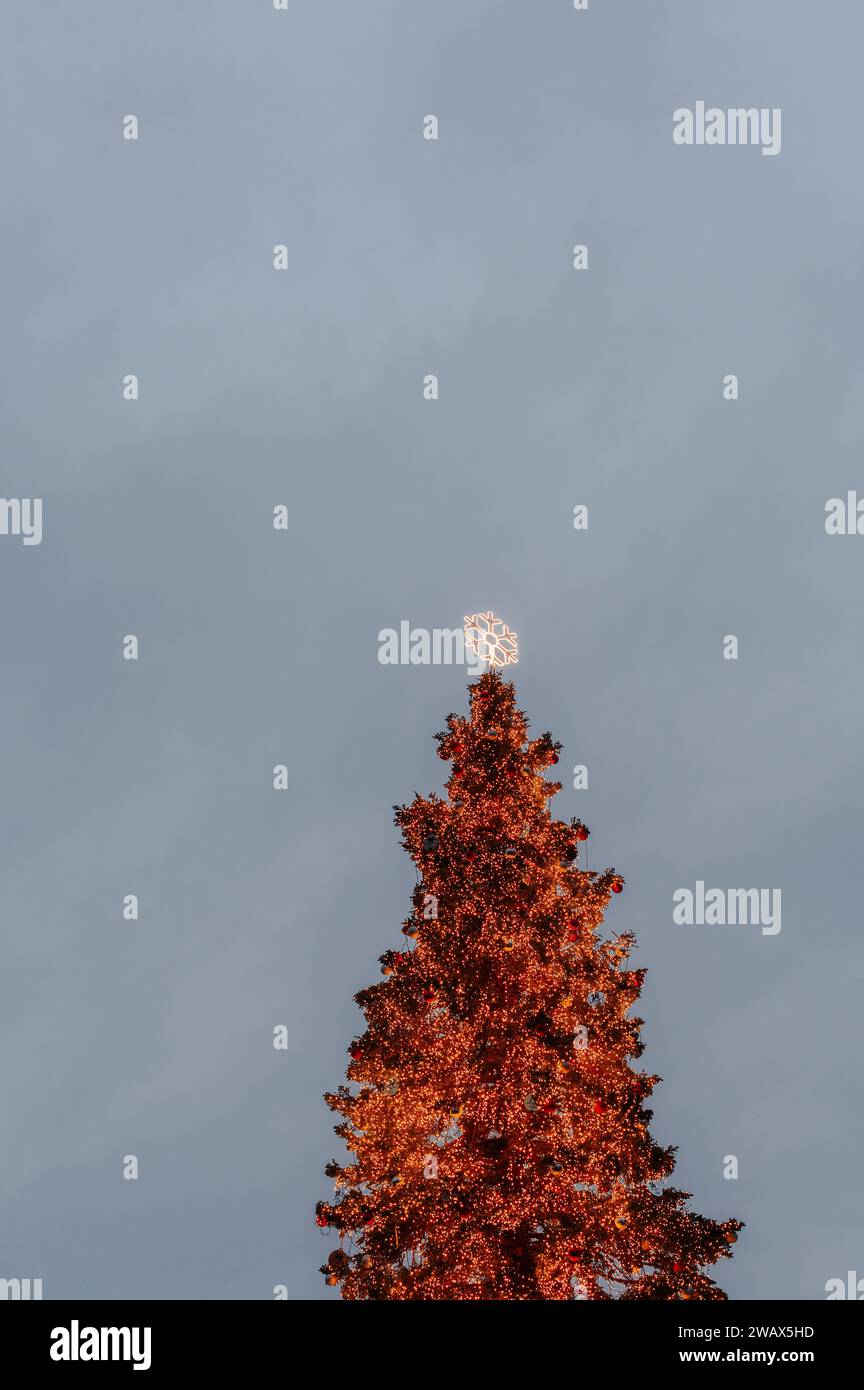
[{"xmin": 318, "ymin": 622, "xmax": 742, "ymax": 1299}]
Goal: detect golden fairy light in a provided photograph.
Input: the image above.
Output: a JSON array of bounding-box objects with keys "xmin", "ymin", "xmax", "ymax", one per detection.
[{"xmin": 317, "ymin": 670, "xmax": 743, "ymax": 1299}]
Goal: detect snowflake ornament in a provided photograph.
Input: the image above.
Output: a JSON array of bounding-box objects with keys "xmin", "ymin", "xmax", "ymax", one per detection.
[{"xmin": 463, "ymin": 612, "xmax": 519, "ymax": 668}]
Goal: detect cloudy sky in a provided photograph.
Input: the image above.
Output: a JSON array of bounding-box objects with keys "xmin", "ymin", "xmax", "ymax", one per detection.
[{"xmin": 2, "ymin": 0, "xmax": 862, "ymax": 1299}]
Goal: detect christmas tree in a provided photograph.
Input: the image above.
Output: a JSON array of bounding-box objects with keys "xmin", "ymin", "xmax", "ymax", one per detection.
[{"xmin": 318, "ymin": 660, "xmax": 742, "ymax": 1299}]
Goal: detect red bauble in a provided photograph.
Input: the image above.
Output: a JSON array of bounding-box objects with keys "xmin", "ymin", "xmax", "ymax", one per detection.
[
  {"xmin": 349, "ymin": 1042, "xmax": 363, "ymax": 1060},
  {"xmin": 576, "ymin": 826, "xmax": 589, "ymax": 841},
  {"xmin": 611, "ymin": 879, "xmax": 623, "ymax": 894}
]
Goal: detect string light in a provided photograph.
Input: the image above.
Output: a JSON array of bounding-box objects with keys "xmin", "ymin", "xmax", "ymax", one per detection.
[
  {"xmin": 318, "ymin": 670, "xmax": 743, "ymax": 1298},
  {"xmin": 463, "ymin": 613, "xmax": 519, "ymax": 668}
]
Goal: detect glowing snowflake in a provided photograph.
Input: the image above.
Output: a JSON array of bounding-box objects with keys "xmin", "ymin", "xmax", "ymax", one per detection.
[{"xmin": 463, "ymin": 612, "xmax": 519, "ymax": 668}]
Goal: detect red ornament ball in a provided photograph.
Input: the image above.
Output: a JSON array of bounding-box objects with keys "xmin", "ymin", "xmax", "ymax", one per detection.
[
  {"xmin": 611, "ymin": 879, "xmax": 624, "ymax": 894},
  {"xmin": 575, "ymin": 826, "xmax": 589, "ymax": 841}
]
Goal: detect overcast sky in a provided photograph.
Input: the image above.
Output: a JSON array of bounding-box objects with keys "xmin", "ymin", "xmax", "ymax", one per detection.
[{"xmin": 2, "ymin": 0, "xmax": 862, "ymax": 1300}]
